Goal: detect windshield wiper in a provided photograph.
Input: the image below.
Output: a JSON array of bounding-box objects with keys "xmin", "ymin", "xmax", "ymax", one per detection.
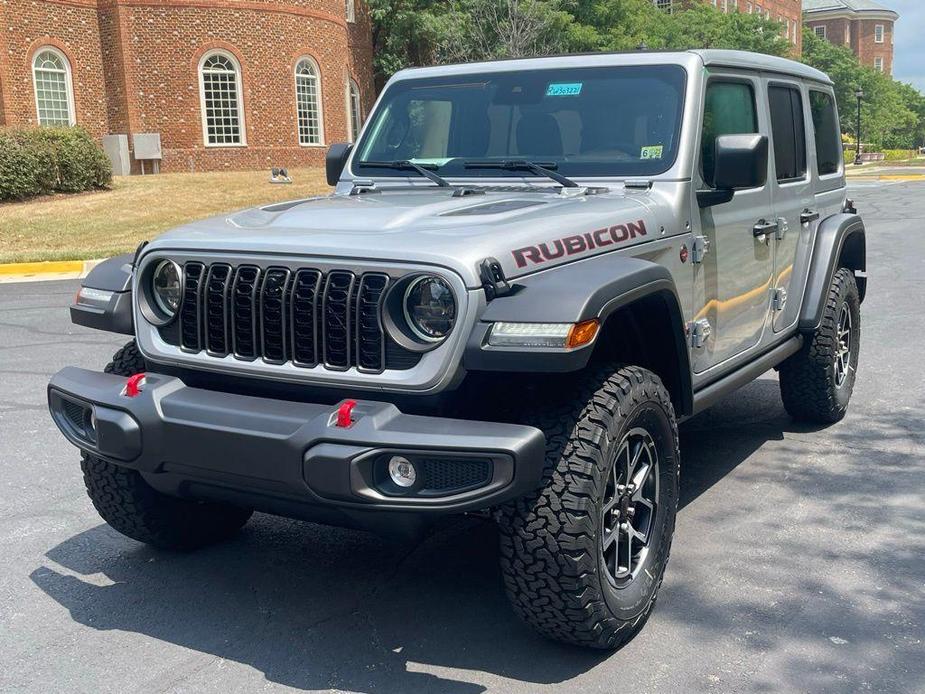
[
  {"xmin": 358, "ymin": 160, "xmax": 451, "ymax": 187},
  {"xmin": 461, "ymin": 159, "xmax": 579, "ymax": 188}
]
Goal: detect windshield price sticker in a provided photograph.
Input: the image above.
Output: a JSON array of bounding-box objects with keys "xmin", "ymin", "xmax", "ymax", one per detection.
[
  {"xmin": 641, "ymin": 145, "xmax": 664, "ymax": 160},
  {"xmin": 546, "ymin": 82, "xmax": 583, "ymax": 97}
]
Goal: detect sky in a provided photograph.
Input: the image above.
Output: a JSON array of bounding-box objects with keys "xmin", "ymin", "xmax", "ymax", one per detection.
[{"xmin": 886, "ymin": 0, "xmax": 925, "ymax": 93}]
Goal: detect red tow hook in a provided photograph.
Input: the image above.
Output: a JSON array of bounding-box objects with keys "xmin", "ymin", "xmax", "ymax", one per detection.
[
  {"xmin": 122, "ymin": 373, "xmax": 146, "ymax": 398},
  {"xmin": 335, "ymin": 400, "xmax": 357, "ymax": 428}
]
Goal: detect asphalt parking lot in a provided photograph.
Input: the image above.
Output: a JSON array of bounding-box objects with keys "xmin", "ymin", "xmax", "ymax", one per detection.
[{"xmin": 1, "ymin": 181, "xmax": 923, "ymax": 693}]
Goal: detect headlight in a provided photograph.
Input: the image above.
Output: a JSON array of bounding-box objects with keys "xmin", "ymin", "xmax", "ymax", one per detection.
[
  {"xmin": 488, "ymin": 319, "xmax": 600, "ymax": 349},
  {"xmin": 151, "ymin": 260, "xmax": 182, "ymax": 317},
  {"xmin": 403, "ymin": 275, "xmax": 456, "ymax": 342}
]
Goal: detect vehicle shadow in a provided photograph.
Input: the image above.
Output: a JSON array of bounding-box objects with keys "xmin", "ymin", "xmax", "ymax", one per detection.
[{"xmin": 28, "ymin": 377, "xmax": 922, "ymax": 692}]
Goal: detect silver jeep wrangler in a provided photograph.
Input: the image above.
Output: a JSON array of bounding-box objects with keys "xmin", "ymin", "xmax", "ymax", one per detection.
[{"xmin": 49, "ymin": 50, "xmax": 865, "ymax": 649}]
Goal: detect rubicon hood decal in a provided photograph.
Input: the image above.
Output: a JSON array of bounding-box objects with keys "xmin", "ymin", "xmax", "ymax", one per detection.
[{"xmin": 512, "ymin": 219, "xmax": 648, "ymax": 268}]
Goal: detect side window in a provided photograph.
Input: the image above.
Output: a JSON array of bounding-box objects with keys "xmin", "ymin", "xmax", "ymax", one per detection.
[
  {"xmin": 767, "ymin": 85, "xmax": 807, "ymax": 182},
  {"xmin": 809, "ymin": 91, "xmax": 841, "ymax": 175},
  {"xmin": 702, "ymin": 81, "xmax": 758, "ymax": 187}
]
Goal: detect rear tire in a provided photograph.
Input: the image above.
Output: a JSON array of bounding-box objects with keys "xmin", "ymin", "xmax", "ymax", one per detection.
[
  {"xmin": 81, "ymin": 340, "xmax": 252, "ymax": 550},
  {"xmin": 496, "ymin": 365, "xmax": 679, "ymax": 649},
  {"xmin": 779, "ymin": 268, "xmax": 860, "ymax": 424}
]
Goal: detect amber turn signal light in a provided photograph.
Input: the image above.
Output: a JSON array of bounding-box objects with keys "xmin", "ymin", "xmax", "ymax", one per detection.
[{"xmin": 566, "ymin": 319, "xmax": 600, "ymax": 349}]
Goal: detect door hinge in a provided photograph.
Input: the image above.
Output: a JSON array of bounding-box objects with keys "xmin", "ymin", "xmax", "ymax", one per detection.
[
  {"xmin": 772, "ymin": 287, "xmax": 788, "ymax": 311},
  {"xmin": 689, "ymin": 319, "xmax": 712, "ymax": 349},
  {"xmin": 775, "ymin": 217, "xmax": 789, "ymax": 241},
  {"xmin": 691, "ymin": 235, "xmax": 710, "ymax": 264}
]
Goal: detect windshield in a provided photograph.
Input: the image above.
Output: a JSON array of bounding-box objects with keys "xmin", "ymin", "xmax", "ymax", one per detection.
[{"xmin": 353, "ymin": 65, "xmax": 687, "ymax": 180}]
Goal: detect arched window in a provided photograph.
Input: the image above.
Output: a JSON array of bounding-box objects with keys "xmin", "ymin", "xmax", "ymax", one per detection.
[
  {"xmin": 348, "ymin": 79, "xmax": 362, "ymax": 142},
  {"xmin": 199, "ymin": 51, "xmax": 245, "ymax": 146},
  {"xmin": 32, "ymin": 48, "xmax": 75, "ymax": 126},
  {"xmin": 295, "ymin": 58, "xmax": 323, "ymax": 145}
]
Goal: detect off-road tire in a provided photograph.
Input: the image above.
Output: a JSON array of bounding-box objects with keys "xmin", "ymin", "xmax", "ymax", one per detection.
[
  {"xmin": 496, "ymin": 365, "xmax": 679, "ymax": 650},
  {"xmin": 779, "ymin": 268, "xmax": 860, "ymax": 424},
  {"xmin": 81, "ymin": 340, "xmax": 253, "ymax": 550},
  {"xmin": 103, "ymin": 340, "xmax": 147, "ymax": 375}
]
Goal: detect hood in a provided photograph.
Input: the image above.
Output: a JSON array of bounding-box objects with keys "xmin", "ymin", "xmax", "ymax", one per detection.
[{"xmin": 146, "ymin": 186, "xmax": 667, "ymax": 287}]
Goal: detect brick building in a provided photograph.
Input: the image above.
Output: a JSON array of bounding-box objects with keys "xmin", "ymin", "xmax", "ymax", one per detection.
[
  {"xmin": 651, "ymin": 0, "xmax": 804, "ymax": 55},
  {"xmin": 803, "ymin": 0, "xmax": 898, "ymax": 75},
  {"xmin": 0, "ymin": 0, "xmax": 374, "ymax": 172}
]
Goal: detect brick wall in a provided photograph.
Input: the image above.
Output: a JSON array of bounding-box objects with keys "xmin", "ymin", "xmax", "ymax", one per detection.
[
  {"xmin": 805, "ymin": 12, "xmax": 896, "ymax": 75},
  {"xmin": 0, "ymin": 0, "xmax": 110, "ymax": 138},
  {"xmin": 0, "ymin": 0, "xmax": 374, "ymax": 172}
]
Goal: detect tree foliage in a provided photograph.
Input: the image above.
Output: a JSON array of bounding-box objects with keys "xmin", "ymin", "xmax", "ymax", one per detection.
[
  {"xmin": 367, "ymin": 0, "xmax": 793, "ymax": 82},
  {"xmin": 802, "ymin": 33, "xmax": 924, "ymax": 149},
  {"xmin": 366, "ymin": 0, "xmax": 925, "ymax": 149}
]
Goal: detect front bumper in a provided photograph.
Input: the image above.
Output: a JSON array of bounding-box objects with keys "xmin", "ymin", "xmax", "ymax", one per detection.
[{"xmin": 47, "ymin": 367, "xmax": 545, "ymax": 529}]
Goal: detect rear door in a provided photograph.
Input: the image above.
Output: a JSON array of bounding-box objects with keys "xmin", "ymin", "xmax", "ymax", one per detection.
[{"xmin": 765, "ymin": 79, "xmax": 815, "ymax": 333}]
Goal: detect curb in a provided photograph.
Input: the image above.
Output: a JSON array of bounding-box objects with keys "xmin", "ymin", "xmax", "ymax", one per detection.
[{"xmin": 0, "ymin": 258, "xmax": 105, "ymax": 284}]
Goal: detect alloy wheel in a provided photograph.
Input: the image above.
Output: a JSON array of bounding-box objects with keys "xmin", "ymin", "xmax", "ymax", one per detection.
[{"xmin": 601, "ymin": 427, "xmax": 659, "ymax": 586}]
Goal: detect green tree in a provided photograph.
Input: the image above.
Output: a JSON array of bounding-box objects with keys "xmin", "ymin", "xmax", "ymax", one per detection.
[
  {"xmin": 802, "ymin": 32, "xmax": 919, "ymax": 149},
  {"xmin": 431, "ymin": 0, "xmax": 578, "ymax": 64}
]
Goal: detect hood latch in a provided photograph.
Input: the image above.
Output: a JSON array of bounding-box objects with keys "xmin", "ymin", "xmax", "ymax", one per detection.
[{"xmin": 479, "ymin": 257, "xmax": 513, "ymax": 301}]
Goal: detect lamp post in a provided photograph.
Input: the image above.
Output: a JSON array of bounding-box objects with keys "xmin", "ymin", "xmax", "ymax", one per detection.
[{"xmin": 854, "ymin": 87, "xmax": 864, "ymax": 166}]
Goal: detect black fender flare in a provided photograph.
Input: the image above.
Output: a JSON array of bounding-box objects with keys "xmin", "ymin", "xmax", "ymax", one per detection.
[
  {"xmin": 464, "ymin": 254, "xmax": 693, "ymax": 415},
  {"xmin": 799, "ymin": 214, "xmax": 866, "ymax": 333},
  {"xmin": 70, "ymin": 253, "xmax": 135, "ymax": 335}
]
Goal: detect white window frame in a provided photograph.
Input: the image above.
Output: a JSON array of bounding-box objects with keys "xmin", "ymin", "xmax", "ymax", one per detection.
[
  {"xmin": 874, "ymin": 56, "xmax": 884, "ymax": 72},
  {"xmin": 346, "ymin": 0, "xmax": 356, "ymax": 22},
  {"xmin": 874, "ymin": 24, "xmax": 884, "ymax": 44},
  {"xmin": 846, "ymin": 23, "xmax": 851, "ymax": 44},
  {"xmin": 814, "ymin": 25, "xmax": 826, "ymax": 39},
  {"xmin": 198, "ymin": 49, "xmax": 247, "ymax": 148},
  {"xmin": 32, "ymin": 47, "xmax": 76, "ymax": 127},
  {"xmin": 294, "ymin": 56, "xmax": 325, "ymax": 147},
  {"xmin": 347, "ymin": 78, "xmax": 362, "ymax": 142}
]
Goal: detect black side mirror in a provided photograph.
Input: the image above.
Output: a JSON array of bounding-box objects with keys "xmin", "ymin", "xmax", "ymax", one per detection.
[
  {"xmin": 326, "ymin": 143, "xmax": 353, "ymax": 186},
  {"xmin": 698, "ymin": 134, "xmax": 769, "ymax": 208}
]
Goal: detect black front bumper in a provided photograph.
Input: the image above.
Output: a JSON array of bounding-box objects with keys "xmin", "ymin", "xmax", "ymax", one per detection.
[{"xmin": 48, "ymin": 368, "xmax": 546, "ymax": 531}]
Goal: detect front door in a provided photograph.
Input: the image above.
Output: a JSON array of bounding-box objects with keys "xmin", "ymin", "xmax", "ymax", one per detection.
[{"xmin": 691, "ymin": 74, "xmax": 774, "ymax": 374}]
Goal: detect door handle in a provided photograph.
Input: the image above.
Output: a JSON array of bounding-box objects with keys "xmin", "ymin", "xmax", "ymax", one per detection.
[
  {"xmin": 753, "ymin": 220, "xmax": 779, "ymax": 239},
  {"xmin": 800, "ymin": 209, "xmax": 820, "ymax": 225}
]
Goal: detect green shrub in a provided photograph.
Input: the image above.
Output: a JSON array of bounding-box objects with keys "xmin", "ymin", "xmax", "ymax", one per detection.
[
  {"xmin": 0, "ymin": 126, "xmax": 111, "ymax": 201},
  {"xmin": 882, "ymin": 149, "xmax": 919, "ymax": 162},
  {"xmin": 0, "ymin": 130, "xmax": 55, "ymax": 201}
]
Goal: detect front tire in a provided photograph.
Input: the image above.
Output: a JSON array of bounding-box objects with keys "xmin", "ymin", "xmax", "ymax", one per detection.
[
  {"xmin": 779, "ymin": 268, "xmax": 860, "ymax": 423},
  {"xmin": 496, "ymin": 366, "xmax": 679, "ymax": 649},
  {"xmin": 81, "ymin": 340, "xmax": 253, "ymax": 550}
]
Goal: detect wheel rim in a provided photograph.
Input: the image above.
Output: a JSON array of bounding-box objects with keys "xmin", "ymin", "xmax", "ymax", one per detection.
[
  {"xmin": 601, "ymin": 427, "xmax": 659, "ymax": 586},
  {"xmin": 834, "ymin": 303, "xmax": 852, "ymax": 388}
]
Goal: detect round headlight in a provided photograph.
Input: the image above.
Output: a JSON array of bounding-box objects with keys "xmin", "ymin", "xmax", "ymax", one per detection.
[
  {"xmin": 151, "ymin": 260, "xmax": 182, "ymax": 317},
  {"xmin": 403, "ymin": 275, "xmax": 456, "ymax": 342}
]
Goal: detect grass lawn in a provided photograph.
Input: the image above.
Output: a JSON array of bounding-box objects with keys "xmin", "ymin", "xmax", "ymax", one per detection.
[{"xmin": 0, "ymin": 167, "xmax": 330, "ymax": 264}]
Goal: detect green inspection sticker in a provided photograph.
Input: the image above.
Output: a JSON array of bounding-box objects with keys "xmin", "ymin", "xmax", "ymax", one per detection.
[
  {"xmin": 546, "ymin": 82, "xmax": 583, "ymax": 97},
  {"xmin": 640, "ymin": 145, "xmax": 664, "ymax": 160}
]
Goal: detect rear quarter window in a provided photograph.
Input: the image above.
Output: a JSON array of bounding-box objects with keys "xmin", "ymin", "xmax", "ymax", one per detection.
[{"xmin": 809, "ymin": 91, "xmax": 842, "ymax": 176}]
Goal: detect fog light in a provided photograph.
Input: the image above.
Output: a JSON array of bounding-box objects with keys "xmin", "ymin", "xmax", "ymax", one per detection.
[{"xmin": 388, "ymin": 456, "xmax": 417, "ymax": 488}]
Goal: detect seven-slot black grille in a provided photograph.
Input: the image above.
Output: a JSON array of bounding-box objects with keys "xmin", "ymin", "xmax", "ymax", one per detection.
[{"xmin": 165, "ymin": 262, "xmax": 419, "ymax": 373}]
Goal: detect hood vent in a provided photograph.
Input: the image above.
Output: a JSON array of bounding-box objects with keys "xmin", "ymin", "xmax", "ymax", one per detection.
[{"xmin": 441, "ymin": 200, "xmax": 546, "ymax": 217}]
